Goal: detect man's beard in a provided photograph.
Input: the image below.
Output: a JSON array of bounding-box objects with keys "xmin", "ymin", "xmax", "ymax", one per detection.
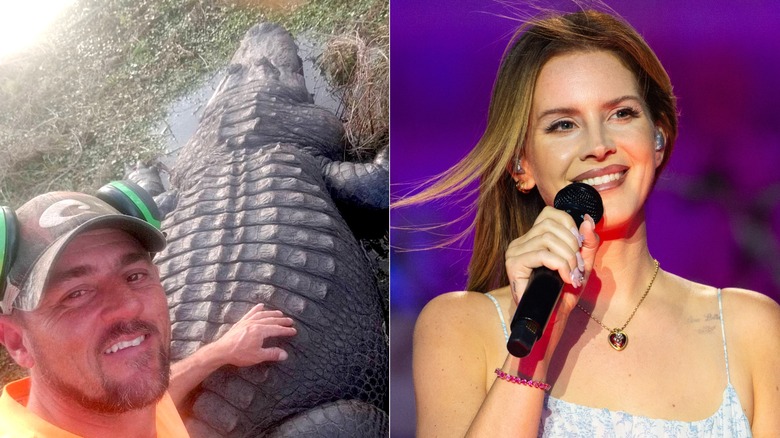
[{"xmin": 34, "ymin": 319, "xmax": 171, "ymax": 414}]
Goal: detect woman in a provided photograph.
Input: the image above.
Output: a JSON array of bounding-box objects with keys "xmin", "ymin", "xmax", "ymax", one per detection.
[{"xmin": 399, "ymin": 9, "xmax": 780, "ymax": 437}]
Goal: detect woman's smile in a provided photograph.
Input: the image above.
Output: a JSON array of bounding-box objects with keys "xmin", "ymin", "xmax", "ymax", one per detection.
[{"xmin": 572, "ymin": 165, "xmax": 629, "ymax": 191}]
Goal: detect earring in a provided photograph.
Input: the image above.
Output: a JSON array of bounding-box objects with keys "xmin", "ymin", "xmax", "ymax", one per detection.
[
  {"xmin": 515, "ymin": 179, "xmax": 531, "ymax": 194},
  {"xmin": 654, "ymin": 130, "xmax": 665, "ymax": 151},
  {"xmin": 513, "ymin": 157, "xmax": 525, "ymax": 175}
]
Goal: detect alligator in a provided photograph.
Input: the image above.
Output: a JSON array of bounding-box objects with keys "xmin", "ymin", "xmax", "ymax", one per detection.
[{"xmin": 145, "ymin": 22, "xmax": 388, "ymax": 437}]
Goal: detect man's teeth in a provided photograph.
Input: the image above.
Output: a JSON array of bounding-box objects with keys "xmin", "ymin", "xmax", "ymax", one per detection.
[
  {"xmin": 104, "ymin": 335, "xmax": 145, "ymax": 354},
  {"xmin": 579, "ymin": 172, "xmax": 623, "ymax": 187}
]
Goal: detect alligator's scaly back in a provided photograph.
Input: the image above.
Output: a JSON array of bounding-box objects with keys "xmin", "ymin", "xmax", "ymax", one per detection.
[{"xmin": 154, "ymin": 23, "xmax": 388, "ymax": 437}]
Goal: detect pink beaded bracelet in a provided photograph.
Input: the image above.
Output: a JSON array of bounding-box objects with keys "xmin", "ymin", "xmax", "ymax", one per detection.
[{"xmin": 494, "ymin": 368, "xmax": 551, "ymax": 391}]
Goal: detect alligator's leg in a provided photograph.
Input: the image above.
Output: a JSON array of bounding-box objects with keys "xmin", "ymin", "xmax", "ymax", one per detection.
[
  {"xmin": 321, "ymin": 144, "xmax": 389, "ymax": 210},
  {"xmin": 261, "ymin": 400, "xmax": 389, "ymax": 438},
  {"xmin": 125, "ymin": 161, "xmax": 179, "ymax": 219}
]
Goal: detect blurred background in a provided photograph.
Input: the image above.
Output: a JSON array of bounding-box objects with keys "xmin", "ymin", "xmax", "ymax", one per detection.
[{"xmin": 390, "ymin": 1, "xmax": 780, "ymax": 436}]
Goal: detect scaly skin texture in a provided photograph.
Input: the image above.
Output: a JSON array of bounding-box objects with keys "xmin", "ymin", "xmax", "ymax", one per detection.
[{"xmin": 151, "ymin": 23, "xmax": 388, "ymax": 437}]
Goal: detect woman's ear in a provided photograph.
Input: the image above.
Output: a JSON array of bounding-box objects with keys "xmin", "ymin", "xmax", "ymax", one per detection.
[
  {"xmin": 0, "ymin": 316, "xmax": 34, "ymax": 369},
  {"xmin": 507, "ymin": 156, "xmax": 536, "ymax": 193}
]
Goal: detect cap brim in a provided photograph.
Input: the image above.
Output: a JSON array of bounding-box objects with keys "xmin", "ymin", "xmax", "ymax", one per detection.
[{"xmin": 14, "ymin": 215, "xmax": 166, "ymax": 312}]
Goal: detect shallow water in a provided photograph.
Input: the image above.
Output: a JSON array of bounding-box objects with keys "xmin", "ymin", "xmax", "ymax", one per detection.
[{"xmin": 155, "ymin": 31, "xmax": 340, "ymax": 186}]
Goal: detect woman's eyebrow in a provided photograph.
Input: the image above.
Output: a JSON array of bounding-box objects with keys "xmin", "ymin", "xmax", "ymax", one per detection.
[
  {"xmin": 602, "ymin": 95, "xmax": 643, "ymax": 109},
  {"xmin": 536, "ymin": 95, "xmax": 643, "ymax": 121},
  {"xmin": 536, "ymin": 106, "xmax": 577, "ymax": 121}
]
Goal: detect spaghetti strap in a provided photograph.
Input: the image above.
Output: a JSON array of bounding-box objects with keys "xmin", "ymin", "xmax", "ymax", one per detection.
[
  {"xmin": 717, "ymin": 288, "xmax": 732, "ymax": 385},
  {"xmin": 485, "ymin": 293, "xmax": 509, "ymax": 342}
]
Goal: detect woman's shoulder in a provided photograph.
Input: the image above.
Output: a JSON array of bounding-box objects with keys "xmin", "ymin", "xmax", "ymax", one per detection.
[
  {"xmin": 418, "ymin": 288, "xmax": 513, "ymax": 319},
  {"xmin": 413, "ymin": 289, "xmax": 512, "ymax": 387},
  {"xmin": 720, "ymin": 287, "xmax": 780, "ymax": 331},
  {"xmin": 691, "ymin": 284, "xmax": 780, "ymax": 358},
  {"xmin": 721, "ymin": 288, "xmax": 780, "ymax": 419},
  {"xmin": 417, "ymin": 290, "xmax": 498, "ymax": 326},
  {"xmin": 665, "ymin": 273, "xmax": 779, "ymax": 321},
  {"xmin": 414, "ymin": 289, "xmax": 511, "ymax": 345}
]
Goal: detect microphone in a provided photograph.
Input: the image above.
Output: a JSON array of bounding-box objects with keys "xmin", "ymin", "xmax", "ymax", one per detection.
[{"xmin": 506, "ymin": 183, "xmax": 603, "ymax": 358}]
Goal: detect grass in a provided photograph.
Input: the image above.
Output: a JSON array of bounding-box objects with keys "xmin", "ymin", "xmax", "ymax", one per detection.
[
  {"xmin": 0, "ymin": 0, "xmax": 388, "ymax": 387},
  {"xmin": 0, "ymin": 0, "xmax": 388, "ymax": 207}
]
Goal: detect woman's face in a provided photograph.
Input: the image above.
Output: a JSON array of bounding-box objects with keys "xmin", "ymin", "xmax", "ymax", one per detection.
[{"xmin": 523, "ymin": 50, "xmax": 664, "ymax": 231}]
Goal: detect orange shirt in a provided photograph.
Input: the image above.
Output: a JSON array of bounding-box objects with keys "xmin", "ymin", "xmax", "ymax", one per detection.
[{"xmin": 0, "ymin": 377, "xmax": 190, "ymax": 437}]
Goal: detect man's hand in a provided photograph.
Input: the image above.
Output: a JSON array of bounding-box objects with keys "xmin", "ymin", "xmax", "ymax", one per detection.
[
  {"xmin": 209, "ymin": 303, "xmax": 297, "ymax": 367},
  {"xmin": 168, "ymin": 303, "xmax": 297, "ymax": 409}
]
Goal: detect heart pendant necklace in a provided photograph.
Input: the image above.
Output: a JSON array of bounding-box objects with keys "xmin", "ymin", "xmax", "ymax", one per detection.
[
  {"xmin": 608, "ymin": 329, "xmax": 628, "ymax": 351},
  {"xmin": 576, "ymin": 259, "xmax": 660, "ymax": 352}
]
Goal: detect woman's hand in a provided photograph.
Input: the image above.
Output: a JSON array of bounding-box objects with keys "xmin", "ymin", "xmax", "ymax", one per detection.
[{"xmin": 504, "ymin": 206, "xmax": 599, "ymax": 366}]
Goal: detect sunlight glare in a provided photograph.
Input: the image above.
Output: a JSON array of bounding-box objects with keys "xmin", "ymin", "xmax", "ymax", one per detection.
[{"xmin": 0, "ymin": 0, "xmax": 76, "ymax": 60}]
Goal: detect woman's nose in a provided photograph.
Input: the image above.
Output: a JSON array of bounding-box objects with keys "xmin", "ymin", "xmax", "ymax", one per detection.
[{"xmin": 580, "ymin": 126, "xmax": 616, "ymax": 161}]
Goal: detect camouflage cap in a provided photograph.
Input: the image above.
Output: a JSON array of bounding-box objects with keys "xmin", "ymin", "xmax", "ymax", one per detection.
[{"xmin": 1, "ymin": 192, "xmax": 166, "ymax": 314}]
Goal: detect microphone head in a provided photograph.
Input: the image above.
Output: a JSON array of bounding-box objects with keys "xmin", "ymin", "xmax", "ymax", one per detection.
[{"xmin": 553, "ymin": 183, "xmax": 604, "ymax": 227}]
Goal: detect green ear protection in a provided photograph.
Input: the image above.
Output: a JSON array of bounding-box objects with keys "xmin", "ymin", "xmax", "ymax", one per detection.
[
  {"xmin": 95, "ymin": 180, "xmax": 162, "ymax": 230},
  {"xmin": 0, "ymin": 206, "xmax": 19, "ymax": 308},
  {"xmin": 0, "ymin": 180, "xmax": 162, "ymax": 305}
]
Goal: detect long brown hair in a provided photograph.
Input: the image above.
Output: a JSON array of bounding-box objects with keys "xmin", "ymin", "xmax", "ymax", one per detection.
[{"xmin": 394, "ymin": 10, "xmax": 678, "ymax": 293}]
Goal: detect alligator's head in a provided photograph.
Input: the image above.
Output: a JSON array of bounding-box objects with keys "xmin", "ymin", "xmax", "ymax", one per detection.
[
  {"xmin": 204, "ymin": 23, "xmax": 345, "ymax": 160},
  {"xmin": 215, "ymin": 23, "xmax": 310, "ymax": 104}
]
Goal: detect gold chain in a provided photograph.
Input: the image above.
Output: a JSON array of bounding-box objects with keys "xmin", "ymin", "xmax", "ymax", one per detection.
[{"xmin": 576, "ymin": 259, "xmax": 660, "ymax": 332}]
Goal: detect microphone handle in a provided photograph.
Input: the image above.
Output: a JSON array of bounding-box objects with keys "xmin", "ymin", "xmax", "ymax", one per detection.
[{"xmin": 506, "ymin": 267, "xmax": 564, "ymax": 358}]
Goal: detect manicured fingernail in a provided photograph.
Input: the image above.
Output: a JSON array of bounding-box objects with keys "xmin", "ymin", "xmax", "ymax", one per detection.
[
  {"xmin": 570, "ymin": 269, "xmax": 584, "ymax": 288},
  {"xmin": 570, "ymin": 226, "xmax": 584, "ymax": 248},
  {"xmin": 584, "ymin": 214, "xmax": 595, "ymax": 227},
  {"xmin": 279, "ymin": 351, "xmax": 289, "ymax": 361},
  {"xmin": 576, "ymin": 252, "xmax": 584, "ymax": 272}
]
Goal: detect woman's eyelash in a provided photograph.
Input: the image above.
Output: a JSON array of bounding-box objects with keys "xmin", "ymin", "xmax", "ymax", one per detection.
[
  {"xmin": 543, "ymin": 106, "xmax": 641, "ymax": 133},
  {"xmin": 544, "ymin": 120, "xmax": 575, "ymax": 133},
  {"xmin": 615, "ymin": 107, "xmax": 641, "ymax": 118}
]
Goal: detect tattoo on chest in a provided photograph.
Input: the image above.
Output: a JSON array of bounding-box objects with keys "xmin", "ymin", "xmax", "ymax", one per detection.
[
  {"xmin": 704, "ymin": 313, "xmax": 720, "ymax": 322},
  {"xmin": 697, "ymin": 325, "xmax": 717, "ymax": 334},
  {"xmin": 686, "ymin": 312, "xmax": 720, "ymax": 335}
]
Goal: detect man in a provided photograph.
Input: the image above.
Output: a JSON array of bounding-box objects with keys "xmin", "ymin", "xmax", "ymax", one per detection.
[{"xmin": 0, "ymin": 191, "xmax": 296, "ymax": 437}]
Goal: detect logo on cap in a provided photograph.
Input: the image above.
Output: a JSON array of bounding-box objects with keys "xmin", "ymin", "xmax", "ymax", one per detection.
[{"xmin": 38, "ymin": 200, "xmax": 92, "ymax": 229}]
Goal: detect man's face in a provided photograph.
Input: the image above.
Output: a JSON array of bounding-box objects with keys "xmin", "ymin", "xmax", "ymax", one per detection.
[{"xmin": 19, "ymin": 228, "xmax": 171, "ymax": 413}]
